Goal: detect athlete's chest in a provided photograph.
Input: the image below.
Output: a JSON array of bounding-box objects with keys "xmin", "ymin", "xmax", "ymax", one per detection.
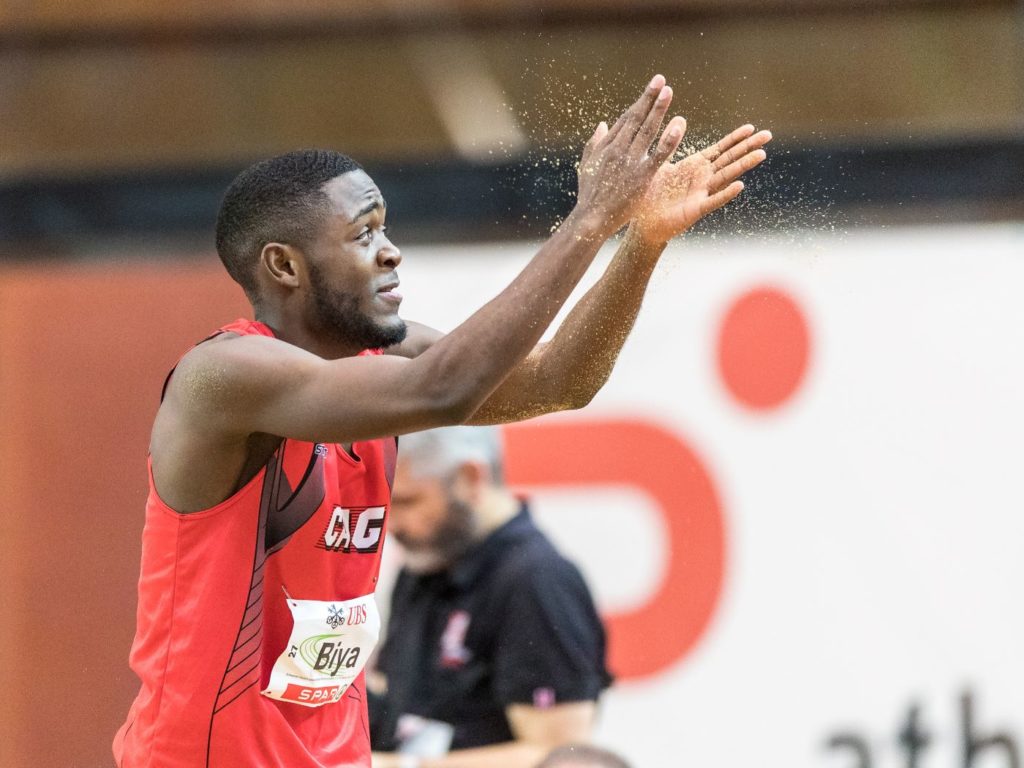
[{"xmin": 259, "ymin": 439, "xmax": 395, "ymax": 591}]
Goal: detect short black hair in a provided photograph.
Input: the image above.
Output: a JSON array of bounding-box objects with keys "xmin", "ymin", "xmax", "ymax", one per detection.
[
  {"xmin": 215, "ymin": 149, "xmax": 363, "ymax": 299},
  {"xmin": 536, "ymin": 745, "xmax": 632, "ymax": 768}
]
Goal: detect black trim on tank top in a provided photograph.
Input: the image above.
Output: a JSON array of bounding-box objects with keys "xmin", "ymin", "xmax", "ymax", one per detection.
[
  {"xmin": 264, "ymin": 441, "xmax": 327, "ymax": 555},
  {"xmin": 118, "ymin": 718, "xmax": 136, "ymax": 768},
  {"xmin": 213, "ymin": 679, "xmax": 260, "ymax": 715},
  {"xmin": 277, "ymin": 441, "xmax": 320, "ymax": 510},
  {"xmin": 205, "ymin": 448, "xmax": 274, "ymax": 768}
]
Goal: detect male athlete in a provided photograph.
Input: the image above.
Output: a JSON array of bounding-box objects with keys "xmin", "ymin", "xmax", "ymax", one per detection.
[{"xmin": 113, "ymin": 74, "xmax": 770, "ymax": 768}]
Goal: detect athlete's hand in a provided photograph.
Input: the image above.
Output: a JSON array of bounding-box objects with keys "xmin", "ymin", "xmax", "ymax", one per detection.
[
  {"xmin": 574, "ymin": 74, "xmax": 686, "ymax": 236},
  {"xmin": 631, "ymin": 122, "xmax": 773, "ymax": 245}
]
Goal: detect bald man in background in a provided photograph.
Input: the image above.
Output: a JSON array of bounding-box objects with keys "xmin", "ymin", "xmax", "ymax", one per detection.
[{"xmin": 537, "ymin": 745, "xmax": 632, "ymax": 768}]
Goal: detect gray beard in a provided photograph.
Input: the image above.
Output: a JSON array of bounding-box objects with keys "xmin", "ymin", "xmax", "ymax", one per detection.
[{"xmin": 397, "ymin": 497, "xmax": 479, "ymax": 574}]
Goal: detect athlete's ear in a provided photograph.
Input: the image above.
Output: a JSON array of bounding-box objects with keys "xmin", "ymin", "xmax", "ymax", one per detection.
[{"xmin": 260, "ymin": 242, "xmax": 303, "ymax": 290}]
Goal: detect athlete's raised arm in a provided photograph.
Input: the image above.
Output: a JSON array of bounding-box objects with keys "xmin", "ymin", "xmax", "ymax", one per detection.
[
  {"xmin": 389, "ymin": 121, "xmax": 772, "ymax": 424},
  {"xmin": 153, "ymin": 75, "xmax": 681, "ymax": 510}
]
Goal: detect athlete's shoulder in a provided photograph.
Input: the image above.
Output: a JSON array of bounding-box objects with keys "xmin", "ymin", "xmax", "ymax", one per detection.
[
  {"xmin": 166, "ymin": 330, "xmax": 310, "ymax": 414},
  {"xmin": 178, "ymin": 329, "xmax": 292, "ymax": 374}
]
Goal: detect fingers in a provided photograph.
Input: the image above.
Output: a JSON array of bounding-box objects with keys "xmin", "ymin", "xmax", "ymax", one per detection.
[
  {"xmin": 701, "ymin": 181, "xmax": 745, "ymax": 217},
  {"xmin": 604, "ymin": 74, "xmax": 667, "ymax": 146},
  {"xmin": 632, "ymin": 86, "xmax": 674, "ymax": 155},
  {"xmin": 701, "ymin": 124, "xmax": 755, "ymax": 162},
  {"xmin": 712, "ymin": 129, "xmax": 772, "ymax": 170},
  {"xmin": 649, "ymin": 116, "xmax": 687, "ymax": 167},
  {"xmin": 580, "ymin": 121, "xmax": 609, "ymax": 169},
  {"xmin": 709, "ymin": 146, "xmax": 768, "ymax": 190}
]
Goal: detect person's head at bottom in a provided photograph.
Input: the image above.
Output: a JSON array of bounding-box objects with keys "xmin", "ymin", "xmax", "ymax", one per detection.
[
  {"xmin": 536, "ymin": 744, "xmax": 632, "ymax": 768},
  {"xmin": 388, "ymin": 425, "xmax": 513, "ymax": 572}
]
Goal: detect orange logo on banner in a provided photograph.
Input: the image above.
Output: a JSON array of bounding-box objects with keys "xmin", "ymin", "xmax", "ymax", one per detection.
[
  {"xmin": 503, "ymin": 419, "xmax": 725, "ymax": 681},
  {"xmin": 717, "ymin": 286, "xmax": 810, "ymax": 410}
]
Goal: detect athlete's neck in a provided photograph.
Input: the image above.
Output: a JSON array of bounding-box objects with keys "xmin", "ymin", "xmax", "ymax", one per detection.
[{"xmin": 254, "ymin": 308, "xmax": 365, "ymax": 360}]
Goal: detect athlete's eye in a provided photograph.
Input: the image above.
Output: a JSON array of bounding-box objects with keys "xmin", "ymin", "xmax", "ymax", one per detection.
[{"xmin": 356, "ymin": 227, "xmax": 372, "ymax": 243}]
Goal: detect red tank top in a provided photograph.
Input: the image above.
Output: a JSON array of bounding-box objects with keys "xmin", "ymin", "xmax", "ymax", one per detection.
[{"xmin": 114, "ymin": 319, "xmax": 396, "ymax": 768}]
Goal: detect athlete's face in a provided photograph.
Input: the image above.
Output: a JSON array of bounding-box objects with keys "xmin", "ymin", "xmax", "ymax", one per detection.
[
  {"xmin": 389, "ymin": 459, "xmax": 477, "ymax": 571},
  {"xmin": 303, "ymin": 170, "xmax": 407, "ymax": 350}
]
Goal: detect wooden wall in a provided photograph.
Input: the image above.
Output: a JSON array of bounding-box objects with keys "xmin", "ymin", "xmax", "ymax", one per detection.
[{"xmin": 0, "ymin": 4, "xmax": 1019, "ymax": 176}]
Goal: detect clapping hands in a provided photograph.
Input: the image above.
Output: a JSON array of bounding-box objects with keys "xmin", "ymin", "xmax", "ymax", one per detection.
[{"xmin": 632, "ymin": 121, "xmax": 773, "ymax": 245}]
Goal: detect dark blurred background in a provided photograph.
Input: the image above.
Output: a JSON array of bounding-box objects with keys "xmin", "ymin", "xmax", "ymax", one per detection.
[{"xmin": 1, "ymin": 0, "xmax": 1021, "ymax": 256}]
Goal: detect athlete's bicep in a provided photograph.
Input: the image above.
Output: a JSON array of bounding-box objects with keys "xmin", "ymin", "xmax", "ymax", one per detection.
[{"xmin": 383, "ymin": 324, "xmax": 570, "ymax": 424}]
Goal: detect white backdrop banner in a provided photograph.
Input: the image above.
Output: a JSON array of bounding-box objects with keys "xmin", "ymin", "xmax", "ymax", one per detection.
[{"xmin": 382, "ymin": 223, "xmax": 1024, "ymax": 768}]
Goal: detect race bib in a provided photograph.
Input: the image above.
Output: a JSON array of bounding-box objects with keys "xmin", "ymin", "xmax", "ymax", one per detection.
[{"xmin": 262, "ymin": 592, "xmax": 380, "ymax": 708}]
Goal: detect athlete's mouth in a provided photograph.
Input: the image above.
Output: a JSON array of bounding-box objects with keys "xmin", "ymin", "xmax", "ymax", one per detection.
[{"xmin": 376, "ymin": 280, "xmax": 402, "ymax": 304}]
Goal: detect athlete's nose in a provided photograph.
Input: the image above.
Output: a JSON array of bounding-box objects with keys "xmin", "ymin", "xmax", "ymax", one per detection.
[{"xmin": 377, "ymin": 238, "xmax": 401, "ymax": 269}]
